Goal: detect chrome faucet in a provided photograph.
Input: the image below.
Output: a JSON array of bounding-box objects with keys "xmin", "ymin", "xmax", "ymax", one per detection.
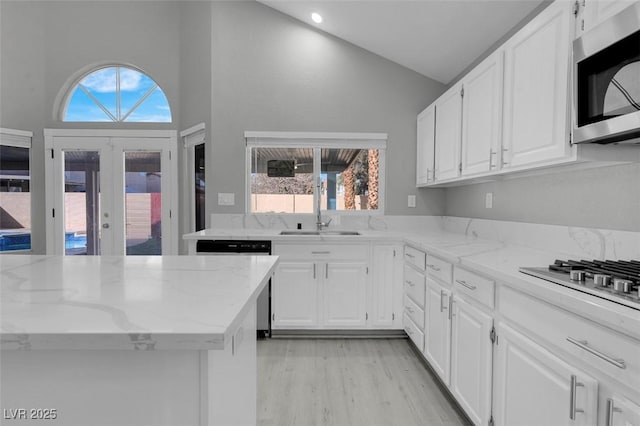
[{"xmin": 316, "ymin": 178, "xmax": 332, "ymax": 231}]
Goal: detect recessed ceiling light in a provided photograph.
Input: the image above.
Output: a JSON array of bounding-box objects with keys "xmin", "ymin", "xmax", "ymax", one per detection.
[{"xmin": 311, "ymin": 12, "xmax": 323, "ymax": 24}]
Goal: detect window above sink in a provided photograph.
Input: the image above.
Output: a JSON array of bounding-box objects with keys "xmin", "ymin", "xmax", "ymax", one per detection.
[{"xmin": 245, "ymin": 132, "xmax": 386, "ymax": 215}]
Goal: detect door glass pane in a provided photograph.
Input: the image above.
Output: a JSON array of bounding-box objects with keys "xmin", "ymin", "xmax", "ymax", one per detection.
[
  {"xmin": 320, "ymin": 148, "xmax": 380, "ymax": 211},
  {"xmin": 125, "ymin": 152, "xmax": 161, "ymax": 255},
  {"xmin": 194, "ymin": 143, "xmax": 205, "ymax": 231},
  {"xmin": 64, "ymin": 151, "xmax": 101, "ymax": 255},
  {"xmin": 0, "ymin": 145, "xmax": 31, "ymax": 251},
  {"xmin": 250, "ymin": 147, "xmax": 314, "ymax": 213}
]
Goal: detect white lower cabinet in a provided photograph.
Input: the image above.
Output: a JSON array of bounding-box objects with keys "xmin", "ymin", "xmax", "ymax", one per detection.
[
  {"xmin": 371, "ymin": 244, "xmax": 403, "ymax": 328},
  {"xmin": 323, "ymin": 261, "xmax": 367, "ymax": 328},
  {"xmin": 450, "ymin": 296, "xmax": 493, "ymax": 426},
  {"xmin": 605, "ymin": 395, "xmax": 640, "ymax": 426},
  {"xmin": 272, "ymin": 242, "xmax": 401, "ymax": 330},
  {"xmin": 272, "ymin": 260, "xmax": 318, "ymax": 328},
  {"xmin": 494, "ymin": 322, "xmax": 598, "ymax": 426},
  {"xmin": 424, "ymin": 277, "xmax": 452, "ymax": 385}
]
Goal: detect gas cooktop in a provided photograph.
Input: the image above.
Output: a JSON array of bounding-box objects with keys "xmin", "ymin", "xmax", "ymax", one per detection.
[{"xmin": 520, "ymin": 259, "xmax": 640, "ymax": 311}]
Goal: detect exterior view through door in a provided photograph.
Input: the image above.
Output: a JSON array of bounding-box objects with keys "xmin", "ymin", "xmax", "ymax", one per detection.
[{"xmin": 44, "ymin": 130, "xmax": 178, "ymax": 255}]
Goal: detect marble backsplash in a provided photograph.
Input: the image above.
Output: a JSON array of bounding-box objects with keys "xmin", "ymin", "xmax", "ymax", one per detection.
[
  {"xmin": 208, "ymin": 214, "xmax": 640, "ymax": 260},
  {"xmin": 208, "ymin": 213, "xmax": 443, "ymax": 232},
  {"xmin": 442, "ymin": 217, "xmax": 640, "ymax": 260}
]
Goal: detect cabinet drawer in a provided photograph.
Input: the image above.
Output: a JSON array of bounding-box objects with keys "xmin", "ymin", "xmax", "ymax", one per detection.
[
  {"xmin": 453, "ymin": 267, "xmax": 495, "ymax": 309},
  {"xmin": 500, "ymin": 286, "xmax": 640, "ymax": 390},
  {"xmin": 425, "ymin": 255, "xmax": 452, "ymax": 284},
  {"xmin": 403, "ymin": 312, "xmax": 424, "ymax": 350},
  {"xmin": 274, "ymin": 244, "xmax": 368, "ymax": 260},
  {"xmin": 404, "ymin": 294, "xmax": 425, "ymax": 330},
  {"xmin": 404, "ymin": 264, "xmax": 426, "ymax": 308},
  {"xmin": 404, "ymin": 245, "xmax": 426, "ymax": 270}
]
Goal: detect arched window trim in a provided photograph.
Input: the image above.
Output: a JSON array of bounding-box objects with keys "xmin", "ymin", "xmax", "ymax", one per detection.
[{"xmin": 56, "ymin": 62, "xmax": 172, "ymax": 123}]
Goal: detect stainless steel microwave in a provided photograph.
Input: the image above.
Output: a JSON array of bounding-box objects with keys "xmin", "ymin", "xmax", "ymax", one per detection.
[{"xmin": 573, "ymin": 2, "xmax": 640, "ymax": 145}]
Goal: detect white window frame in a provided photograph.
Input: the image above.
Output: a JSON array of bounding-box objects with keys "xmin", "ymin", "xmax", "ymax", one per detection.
[
  {"xmin": 245, "ymin": 131, "xmax": 387, "ymax": 215},
  {"xmin": 0, "ymin": 128, "xmax": 34, "ymax": 253},
  {"xmin": 180, "ymin": 123, "xmax": 206, "ymax": 232}
]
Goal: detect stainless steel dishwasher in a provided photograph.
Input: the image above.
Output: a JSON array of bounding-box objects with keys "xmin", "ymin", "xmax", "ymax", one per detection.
[{"xmin": 195, "ymin": 239, "xmax": 272, "ymax": 338}]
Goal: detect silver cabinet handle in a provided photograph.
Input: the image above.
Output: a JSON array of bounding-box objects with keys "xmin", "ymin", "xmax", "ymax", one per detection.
[
  {"xmin": 405, "ymin": 280, "xmax": 415, "ymax": 287},
  {"xmin": 456, "ymin": 279, "xmax": 477, "ymax": 290},
  {"xmin": 489, "ymin": 150, "xmax": 497, "ymax": 169},
  {"xmin": 427, "ymin": 263, "xmax": 441, "ymax": 272},
  {"xmin": 449, "ymin": 298, "xmax": 454, "ymax": 320},
  {"xmin": 426, "ymin": 168, "xmax": 432, "ymax": 183},
  {"xmin": 311, "ymin": 251, "xmax": 330, "ymax": 255},
  {"xmin": 405, "ymin": 253, "xmax": 415, "ymax": 259},
  {"xmin": 501, "ymin": 147, "xmax": 509, "ymax": 166},
  {"xmin": 313, "ymin": 264, "xmax": 316, "ymax": 279},
  {"xmin": 566, "ymin": 337, "xmax": 626, "ymax": 369},
  {"xmin": 440, "ymin": 290, "xmax": 447, "ymax": 312},
  {"xmin": 325, "ymin": 263, "xmax": 328, "ymax": 279},
  {"xmin": 569, "ymin": 375, "xmax": 584, "ymax": 420},
  {"xmin": 606, "ymin": 398, "xmax": 623, "ymax": 426}
]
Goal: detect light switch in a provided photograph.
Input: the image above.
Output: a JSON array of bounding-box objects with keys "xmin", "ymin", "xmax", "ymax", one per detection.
[
  {"xmin": 218, "ymin": 192, "xmax": 235, "ymax": 206},
  {"xmin": 408, "ymin": 195, "xmax": 416, "ymax": 208},
  {"xmin": 485, "ymin": 192, "xmax": 493, "ymax": 209}
]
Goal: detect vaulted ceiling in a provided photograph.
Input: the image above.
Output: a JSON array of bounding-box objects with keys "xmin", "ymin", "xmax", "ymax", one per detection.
[{"xmin": 259, "ymin": 0, "xmax": 547, "ymax": 84}]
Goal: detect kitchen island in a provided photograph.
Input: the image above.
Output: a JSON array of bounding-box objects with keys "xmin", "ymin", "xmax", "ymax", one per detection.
[{"xmin": 0, "ymin": 255, "xmax": 278, "ymax": 426}]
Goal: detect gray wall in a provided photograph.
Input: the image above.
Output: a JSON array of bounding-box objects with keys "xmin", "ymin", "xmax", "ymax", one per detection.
[
  {"xmin": 444, "ymin": 163, "xmax": 640, "ymax": 232},
  {"xmin": 1, "ymin": 1, "xmax": 446, "ymax": 253},
  {"xmin": 0, "ymin": 1, "xmax": 196, "ymax": 253},
  {"xmin": 209, "ymin": 1, "xmax": 446, "ymax": 220}
]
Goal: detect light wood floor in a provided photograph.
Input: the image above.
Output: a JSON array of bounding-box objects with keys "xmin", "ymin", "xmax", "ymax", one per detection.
[{"xmin": 257, "ymin": 338, "xmax": 471, "ymax": 426}]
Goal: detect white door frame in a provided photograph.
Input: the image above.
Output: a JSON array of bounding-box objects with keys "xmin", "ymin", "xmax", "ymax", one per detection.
[{"xmin": 44, "ymin": 129, "xmax": 178, "ymax": 255}]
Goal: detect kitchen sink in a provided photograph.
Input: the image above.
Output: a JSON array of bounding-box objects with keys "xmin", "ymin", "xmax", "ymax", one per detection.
[{"xmin": 280, "ymin": 230, "xmax": 360, "ymax": 236}]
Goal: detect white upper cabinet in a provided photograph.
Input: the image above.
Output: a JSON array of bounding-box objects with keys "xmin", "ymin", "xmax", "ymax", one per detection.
[
  {"xmin": 583, "ymin": 0, "xmax": 639, "ymax": 32},
  {"xmin": 502, "ymin": 0, "xmax": 573, "ymax": 169},
  {"xmin": 460, "ymin": 51, "xmax": 504, "ymax": 176},
  {"xmin": 416, "ymin": 105, "xmax": 436, "ymax": 186},
  {"xmin": 434, "ymin": 84, "xmax": 463, "ymax": 181}
]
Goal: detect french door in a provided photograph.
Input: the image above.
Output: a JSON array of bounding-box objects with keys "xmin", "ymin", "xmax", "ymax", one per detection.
[{"xmin": 45, "ymin": 130, "xmax": 178, "ymax": 255}]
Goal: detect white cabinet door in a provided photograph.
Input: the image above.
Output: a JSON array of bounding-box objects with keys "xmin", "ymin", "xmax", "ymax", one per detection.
[
  {"xmin": 323, "ymin": 261, "xmax": 367, "ymax": 328},
  {"xmin": 502, "ymin": 0, "xmax": 573, "ymax": 168},
  {"xmin": 370, "ymin": 244, "xmax": 402, "ymax": 328},
  {"xmin": 434, "ymin": 85, "xmax": 462, "ymax": 181},
  {"xmin": 461, "ymin": 52, "xmax": 503, "ymax": 176},
  {"xmin": 450, "ymin": 297, "xmax": 493, "ymax": 426},
  {"xmin": 606, "ymin": 395, "xmax": 640, "ymax": 426},
  {"xmin": 423, "ymin": 277, "xmax": 452, "ymax": 384},
  {"xmin": 494, "ymin": 323, "xmax": 598, "ymax": 426},
  {"xmin": 417, "ymin": 104, "xmax": 436, "ymax": 185},
  {"xmin": 272, "ymin": 261, "xmax": 318, "ymax": 328}
]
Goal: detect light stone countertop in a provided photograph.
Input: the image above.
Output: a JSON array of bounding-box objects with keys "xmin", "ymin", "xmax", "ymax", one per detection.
[
  {"xmin": 184, "ymin": 227, "xmax": 640, "ymax": 339},
  {"xmin": 0, "ymin": 255, "xmax": 278, "ymax": 350}
]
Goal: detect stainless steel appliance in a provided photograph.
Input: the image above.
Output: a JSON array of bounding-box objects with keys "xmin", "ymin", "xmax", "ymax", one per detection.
[
  {"xmin": 573, "ymin": 2, "xmax": 640, "ymax": 144},
  {"xmin": 195, "ymin": 239, "xmax": 272, "ymax": 338},
  {"xmin": 520, "ymin": 259, "xmax": 640, "ymax": 311}
]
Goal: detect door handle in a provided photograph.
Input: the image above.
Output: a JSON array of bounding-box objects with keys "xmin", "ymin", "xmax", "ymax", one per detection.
[
  {"xmin": 569, "ymin": 375, "xmax": 584, "ymax": 420},
  {"xmin": 606, "ymin": 398, "xmax": 623, "ymax": 426},
  {"xmin": 440, "ymin": 290, "xmax": 447, "ymax": 312},
  {"xmin": 566, "ymin": 337, "xmax": 626, "ymax": 369}
]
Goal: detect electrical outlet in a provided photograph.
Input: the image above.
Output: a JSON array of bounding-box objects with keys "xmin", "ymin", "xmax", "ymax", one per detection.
[
  {"xmin": 218, "ymin": 192, "xmax": 235, "ymax": 206},
  {"xmin": 485, "ymin": 192, "xmax": 493, "ymax": 209},
  {"xmin": 408, "ymin": 195, "xmax": 416, "ymax": 208}
]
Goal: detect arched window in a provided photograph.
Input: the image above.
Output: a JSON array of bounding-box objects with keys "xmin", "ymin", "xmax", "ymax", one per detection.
[{"xmin": 63, "ymin": 66, "xmax": 172, "ymax": 123}]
